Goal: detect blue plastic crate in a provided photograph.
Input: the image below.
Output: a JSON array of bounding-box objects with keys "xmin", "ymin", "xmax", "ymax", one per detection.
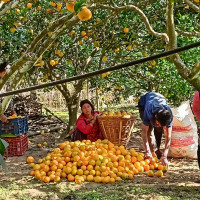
[{"xmin": 0, "ymin": 116, "xmax": 28, "ymax": 136}]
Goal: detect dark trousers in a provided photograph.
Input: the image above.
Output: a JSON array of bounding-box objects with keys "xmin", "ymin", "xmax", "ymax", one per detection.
[
  {"xmin": 198, "ymin": 145, "xmax": 200, "ymax": 169},
  {"xmin": 139, "ymin": 106, "xmax": 163, "ymax": 153}
]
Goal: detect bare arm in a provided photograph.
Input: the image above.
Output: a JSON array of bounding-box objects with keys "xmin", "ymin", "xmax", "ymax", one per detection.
[
  {"xmin": 141, "ymin": 123, "xmax": 152, "ymax": 157},
  {"xmin": 160, "ymin": 126, "xmax": 172, "ymax": 166},
  {"xmin": 163, "ymin": 127, "xmax": 172, "ymax": 157}
]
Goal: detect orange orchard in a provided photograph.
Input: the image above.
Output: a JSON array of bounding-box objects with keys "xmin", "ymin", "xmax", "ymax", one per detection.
[{"xmin": 28, "ymin": 139, "xmax": 168, "ymax": 184}]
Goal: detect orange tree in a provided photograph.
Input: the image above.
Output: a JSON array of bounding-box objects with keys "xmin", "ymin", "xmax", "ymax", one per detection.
[{"xmin": 0, "ymin": 0, "xmax": 200, "ymax": 134}]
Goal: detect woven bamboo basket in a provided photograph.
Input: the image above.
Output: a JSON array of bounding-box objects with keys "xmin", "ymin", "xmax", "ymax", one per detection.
[{"xmin": 97, "ymin": 115, "xmax": 136, "ymax": 147}]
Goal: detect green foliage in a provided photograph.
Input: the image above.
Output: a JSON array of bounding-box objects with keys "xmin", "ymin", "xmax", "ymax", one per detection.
[
  {"xmin": 0, "ymin": 0, "xmax": 200, "ymax": 109},
  {"xmin": 74, "ymin": 0, "xmax": 87, "ymax": 13}
]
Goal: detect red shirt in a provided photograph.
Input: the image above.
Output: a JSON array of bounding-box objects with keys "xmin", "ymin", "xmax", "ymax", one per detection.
[
  {"xmin": 192, "ymin": 91, "xmax": 200, "ymax": 122},
  {"xmin": 73, "ymin": 111, "xmax": 103, "ymax": 142}
]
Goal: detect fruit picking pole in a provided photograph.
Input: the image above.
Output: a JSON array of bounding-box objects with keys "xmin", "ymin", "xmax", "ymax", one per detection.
[{"xmin": 1, "ymin": 41, "xmax": 200, "ymax": 98}]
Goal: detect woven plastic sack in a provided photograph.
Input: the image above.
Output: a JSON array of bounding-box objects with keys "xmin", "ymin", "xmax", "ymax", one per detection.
[{"xmin": 168, "ymin": 101, "xmax": 198, "ymax": 159}]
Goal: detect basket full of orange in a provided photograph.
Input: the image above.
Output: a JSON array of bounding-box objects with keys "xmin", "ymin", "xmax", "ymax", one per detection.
[{"xmin": 97, "ymin": 111, "xmax": 136, "ymax": 147}]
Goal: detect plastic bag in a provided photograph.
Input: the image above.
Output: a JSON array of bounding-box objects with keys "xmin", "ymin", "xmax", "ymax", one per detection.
[{"xmin": 168, "ymin": 101, "xmax": 198, "ymax": 159}]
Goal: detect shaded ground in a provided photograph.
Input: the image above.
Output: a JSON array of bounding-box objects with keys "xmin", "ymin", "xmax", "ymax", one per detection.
[{"xmin": 0, "ymin": 118, "xmax": 200, "ymax": 200}]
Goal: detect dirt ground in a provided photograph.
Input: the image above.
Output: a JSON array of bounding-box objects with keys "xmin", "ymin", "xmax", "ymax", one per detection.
[{"xmin": 0, "ymin": 119, "xmax": 200, "ymax": 200}]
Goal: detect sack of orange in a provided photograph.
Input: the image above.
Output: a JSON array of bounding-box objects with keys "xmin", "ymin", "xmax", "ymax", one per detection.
[{"xmin": 27, "ymin": 139, "xmax": 168, "ymax": 184}]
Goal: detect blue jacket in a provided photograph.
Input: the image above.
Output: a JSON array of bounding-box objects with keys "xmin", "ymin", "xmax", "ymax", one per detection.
[{"xmin": 138, "ymin": 92, "xmax": 173, "ymax": 127}]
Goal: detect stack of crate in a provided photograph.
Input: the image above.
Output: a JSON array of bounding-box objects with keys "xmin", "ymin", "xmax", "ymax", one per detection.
[{"xmin": 0, "ymin": 116, "xmax": 28, "ymax": 157}]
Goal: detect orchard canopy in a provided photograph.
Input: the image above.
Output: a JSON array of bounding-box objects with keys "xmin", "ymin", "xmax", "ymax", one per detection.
[{"xmin": 1, "ymin": 0, "xmax": 200, "ymax": 132}]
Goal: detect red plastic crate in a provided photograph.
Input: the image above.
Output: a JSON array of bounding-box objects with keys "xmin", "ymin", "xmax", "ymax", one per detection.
[{"xmin": 3, "ymin": 133, "xmax": 28, "ymax": 157}]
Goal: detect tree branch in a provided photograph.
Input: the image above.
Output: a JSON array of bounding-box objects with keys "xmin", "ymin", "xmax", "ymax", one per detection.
[
  {"xmin": 184, "ymin": 0, "xmax": 200, "ymax": 12},
  {"xmin": 176, "ymin": 29, "xmax": 200, "ymax": 37},
  {"xmin": 0, "ymin": 0, "xmax": 20, "ymax": 18},
  {"xmin": 188, "ymin": 62, "xmax": 200, "ymax": 81}
]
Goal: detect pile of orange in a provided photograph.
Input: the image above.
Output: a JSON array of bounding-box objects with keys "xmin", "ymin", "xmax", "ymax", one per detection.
[{"xmin": 27, "ymin": 139, "xmax": 168, "ymax": 184}]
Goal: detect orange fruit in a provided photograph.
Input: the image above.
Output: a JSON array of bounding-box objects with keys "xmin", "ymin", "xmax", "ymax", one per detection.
[
  {"xmin": 124, "ymin": 28, "xmax": 129, "ymax": 33},
  {"xmin": 49, "ymin": 174, "xmax": 55, "ymax": 181},
  {"xmin": 27, "ymin": 3, "xmax": 32, "ymax": 9},
  {"xmin": 64, "ymin": 157, "xmax": 70, "ymax": 163},
  {"xmin": 26, "ymin": 156, "xmax": 34, "ymax": 163},
  {"xmin": 43, "ymin": 165, "xmax": 50, "ymax": 173},
  {"xmin": 144, "ymin": 165, "xmax": 150, "ymax": 171},
  {"xmin": 131, "ymin": 156, "xmax": 137, "ymax": 163},
  {"xmin": 77, "ymin": 169, "xmax": 84, "ymax": 176},
  {"xmin": 134, "ymin": 162, "xmax": 140, "ymax": 169},
  {"xmin": 87, "ymin": 175, "xmax": 94, "ymax": 182},
  {"xmin": 162, "ymin": 166, "xmax": 168, "ymax": 173},
  {"xmin": 29, "ymin": 164, "xmax": 36, "ymax": 170},
  {"xmin": 52, "ymin": 160, "xmax": 59, "ymax": 166},
  {"xmin": 68, "ymin": 174, "xmax": 75, "ymax": 182},
  {"xmin": 144, "ymin": 159, "xmax": 150, "ymax": 165},
  {"xmin": 84, "ymin": 170, "xmax": 90, "ymax": 175},
  {"xmin": 94, "ymin": 176, "xmax": 102, "ymax": 183},
  {"xmin": 101, "ymin": 171, "xmax": 109, "ymax": 177},
  {"xmin": 73, "ymin": 155, "xmax": 80, "ymax": 162},
  {"xmin": 50, "ymin": 165, "xmax": 57, "ymax": 171},
  {"xmin": 55, "ymin": 171, "xmax": 61, "ymax": 177},
  {"xmin": 102, "ymin": 176, "xmax": 110, "ymax": 184},
  {"xmin": 154, "ymin": 163, "xmax": 158, "ymax": 169},
  {"xmin": 33, "ymin": 164, "xmax": 40, "ymax": 171},
  {"xmin": 60, "ymin": 143, "xmax": 67, "ymax": 150},
  {"xmin": 63, "ymin": 166, "xmax": 72, "ymax": 174},
  {"xmin": 87, "ymin": 165, "xmax": 93, "ymax": 171},
  {"xmin": 44, "ymin": 176, "xmax": 50, "ymax": 183},
  {"xmin": 61, "ymin": 172, "xmax": 67, "ymax": 178},
  {"xmin": 75, "ymin": 178, "xmax": 82, "ymax": 184},
  {"xmin": 66, "ymin": 3, "xmax": 74, "ymax": 12},
  {"xmin": 81, "ymin": 31, "xmax": 86, "ymax": 36},
  {"xmin": 77, "ymin": 6, "xmax": 92, "ymax": 21},
  {"xmin": 89, "ymin": 170, "xmax": 96, "ymax": 176},
  {"xmin": 158, "ymin": 164, "xmax": 164, "ymax": 170},
  {"xmin": 149, "ymin": 164, "xmax": 154, "ymax": 170},
  {"xmin": 147, "ymin": 170, "xmax": 154, "ymax": 177},
  {"xmin": 140, "ymin": 161, "xmax": 146, "ymax": 167},
  {"xmin": 89, "ymin": 159, "xmax": 96, "ymax": 166},
  {"xmin": 36, "ymin": 6, "xmax": 41, "ymax": 11},
  {"xmin": 30, "ymin": 170, "xmax": 35, "ymax": 176},
  {"xmin": 54, "ymin": 176, "xmax": 61, "ymax": 182},
  {"xmin": 137, "ymin": 155, "xmax": 144, "ymax": 162},
  {"xmin": 57, "ymin": 163, "xmax": 63, "ymax": 169},
  {"xmin": 155, "ymin": 170, "xmax": 163, "ymax": 177}
]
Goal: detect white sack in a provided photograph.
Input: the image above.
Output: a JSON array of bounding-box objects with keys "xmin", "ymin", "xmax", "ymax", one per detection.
[{"xmin": 168, "ymin": 101, "xmax": 198, "ymax": 159}]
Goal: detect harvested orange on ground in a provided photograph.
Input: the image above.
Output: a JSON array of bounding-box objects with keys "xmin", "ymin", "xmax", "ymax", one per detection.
[
  {"xmin": 155, "ymin": 170, "xmax": 163, "ymax": 177},
  {"xmin": 27, "ymin": 156, "xmax": 34, "ymax": 163},
  {"xmin": 147, "ymin": 170, "xmax": 154, "ymax": 177}
]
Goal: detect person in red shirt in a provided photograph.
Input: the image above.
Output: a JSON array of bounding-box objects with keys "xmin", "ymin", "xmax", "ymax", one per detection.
[
  {"xmin": 192, "ymin": 91, "xmax": 200, "ymax": 170},
  {"xmin": 71, "ymin": 99, "xmax": 103, "ymax": 142}
]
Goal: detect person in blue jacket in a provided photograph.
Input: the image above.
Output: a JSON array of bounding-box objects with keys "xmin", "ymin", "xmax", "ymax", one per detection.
[{"xmin": 137, "ymin": 92, "xmax": 173, "ymax": 166}]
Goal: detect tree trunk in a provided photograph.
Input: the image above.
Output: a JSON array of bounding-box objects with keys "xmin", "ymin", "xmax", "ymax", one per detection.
[{"xmin": 60, "ymin": 95, "xmax": 80, "ymax": 139}]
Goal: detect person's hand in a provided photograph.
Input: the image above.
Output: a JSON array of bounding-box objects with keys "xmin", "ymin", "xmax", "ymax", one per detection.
[
  {"xmin": 0, "ymin": 115, "xmax": 7, "ymax": 123},
  {"xmin": 94, "ymin": 113, "xmax": 101, "ymax": 117},
  {"xmin": 159, "ymin": 156, "xmax": 169, "ymax": 167},
  {"xmin": 151, "ymin": 151, "xmax": 157, "ymax": 158},
  {"xmin": 144, "ymin": 152, "xmax": 153, "ymax": 159}
]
